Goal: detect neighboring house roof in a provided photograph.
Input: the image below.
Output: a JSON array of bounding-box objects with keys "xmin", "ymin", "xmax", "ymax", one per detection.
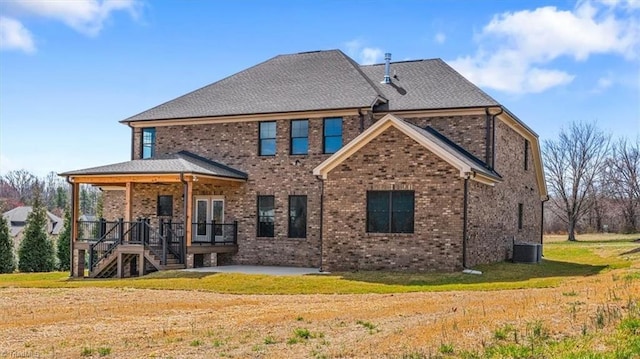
[
  {"xmin": 2, "ymin": 206, "xmax": 64, "ymax": 237},
  {"xmin": 360, "ymin": 59, "xmax": 499, "ymax": 111},
  {"xmin": 314, "ymin": 114, "xmax": 502, "ymax": 185},
  {"xmin": 123, "ymin": 50, "xmax": 385, "ymax": 122},
  {"xmin": 60, "ymin": 151, "xmax": 248, "ymax": 180}
]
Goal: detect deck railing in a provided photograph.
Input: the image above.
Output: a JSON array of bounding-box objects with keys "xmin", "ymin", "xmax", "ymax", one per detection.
[
  {"xmin": 191, "ymin": 221, "xmax": 238, "ymax": 245},
  {"xmin": 81, "ymin": 219, "xmax": 186, "ymax": 271}
]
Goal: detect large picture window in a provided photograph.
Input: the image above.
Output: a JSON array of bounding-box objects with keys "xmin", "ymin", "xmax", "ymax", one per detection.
[
  {"xmin": 367, "ymin": 191, "xmax": 415, "ymax": 233},
  {"xmin": 259, "ymin": 122, "xmax": 276, "ymax": 156},
  {"xmin": 290, "ymin": 120, "xmax": 308, "ymax": 155},
  {"xmin": 257, "ymin": 195, "xmax": 275, "ymax": 237},
  {"xmin": 141, "ymin": 128, "xmax": 156, "ymax": 159},
  {"xmin": 288, "ymin": 195, "xmax": 307, "ymax": 238},
  {"xmin": 323, "ymin": 117, "xmax": 342, "ymax": 154}
]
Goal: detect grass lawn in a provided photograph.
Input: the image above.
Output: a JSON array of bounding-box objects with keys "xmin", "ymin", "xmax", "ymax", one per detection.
[
  {"xmin": 1, "ymin": 233, "xmax": 638, "ymax": 358},
  {"xmin": 1, "ymin": 233, "xmax": 638, "ymax": 294}
]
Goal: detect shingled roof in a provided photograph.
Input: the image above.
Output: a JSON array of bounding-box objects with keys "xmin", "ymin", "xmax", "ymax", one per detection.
[
  {"xmin": 123, "ymin": 50, "xmax": 384, "ymax": 122},
  {"xmin": 360, "ymin": 59, "xmax": 499, "ymax": 111},
  {"xmin": 60, "ymin": 151, "xmax": 248, "ymax": 180},
  {"xmin": 122, "ymin": 50, "xmax": 500, "ymax": 123}
]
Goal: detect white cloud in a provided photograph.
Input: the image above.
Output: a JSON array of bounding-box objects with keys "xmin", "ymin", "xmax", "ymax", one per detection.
[
  {"xmin": 434, "ymin": 32, "xmax": 446, "ymax": 44},
  {"xmin": 0, "ymin": 16, "xmax": 35, "ymax": 53},
  {"xmin": 449, "ymin": 0, "xmax": 640, "ymax": 94},
  {"xmin": 6, "ymin": 0, "xmax": 140, "ymax": 36},
  {"xmin": 343, "ymin": 39, "xmax": 384, "ymax": 65}
]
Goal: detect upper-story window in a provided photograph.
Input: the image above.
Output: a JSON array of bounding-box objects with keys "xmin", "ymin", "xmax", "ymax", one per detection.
[
  {"xmin": 290, "ymin": 120, "xmax": 308, "ymax": 155},
  {"xmin": 141, "ymin": 128, "xmax": 156, "ymax": 159},
  {"xmin": 323, "ymin": 117, "xmax": 342, "ymax": 154},
  {"xmin": 524, "ymin": 139, "xmax": 529, "ymax": 171},
  {"xmin": 259, "ymin": 121, "xmax": 276, "ymax": 156}
]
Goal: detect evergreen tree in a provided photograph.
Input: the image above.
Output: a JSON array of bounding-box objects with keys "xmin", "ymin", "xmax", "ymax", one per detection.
[
  {"xmin": 18, "ymin": 185, "xmax": 55, "ymax": 272},
  {"xmin": 0, "ymin": 215, "xmax": 15, "ymax": 273},
  {"xmin": 57, "ymin": 208, "xmax": 71, "ymax": 271}
]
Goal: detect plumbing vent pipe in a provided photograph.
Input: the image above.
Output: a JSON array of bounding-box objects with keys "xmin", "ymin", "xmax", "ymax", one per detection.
[{"xmin": 381, "ymin": 53, "xmax": 391, "ymax": 84}]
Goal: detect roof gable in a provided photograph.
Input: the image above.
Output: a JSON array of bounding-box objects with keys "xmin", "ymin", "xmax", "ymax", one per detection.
[{"xmin": 313, "ymin": 114, "xmax": 502, "ymax": 185}]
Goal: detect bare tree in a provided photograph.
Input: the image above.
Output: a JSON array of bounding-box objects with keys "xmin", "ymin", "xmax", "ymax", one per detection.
[
  {"xmin": 543, "ymin": 122, "xmax": 610, "ymax": 241},
  {"xmin": 606, "ymin": 137, "xmax": 640, "ymax": 233},
  {"xmin": 3, "ymin": 169, "xmax": 37, "ymax": 205}
]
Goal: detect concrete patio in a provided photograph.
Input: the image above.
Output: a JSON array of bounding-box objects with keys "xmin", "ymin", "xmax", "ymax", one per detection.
[{"xmin": 183, "ymin": 265, "xmax": 326, "ymax": 276}]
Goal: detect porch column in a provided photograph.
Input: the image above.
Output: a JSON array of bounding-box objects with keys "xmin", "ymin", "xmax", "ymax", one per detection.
[
  {"xmin": 185, "ymin": 180, "xmax": 193, "ymax": 247},
  {"xmin": 70, "ymin": 181, "xmax": 84, "ymax": 278},
  {"xmin": 184, "ymin": 179, "xmax": 193, "ymax": 268},
  {"xmin": 125, "ymin": 182, "xmax": 133, "ymax": 222}
]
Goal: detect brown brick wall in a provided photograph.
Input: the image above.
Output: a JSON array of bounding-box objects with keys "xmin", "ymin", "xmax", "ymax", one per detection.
[
  {"xmin": 102, "ymin": 190, "xmax": 125, "ymax": 221},
  {"xmin": 466, "ymin": 120, "xmax": 542, "ymax": 266},
  {"xmin": 123, "ymin": 115, "xmax": 362, "ymax": 267},
  {"xmin": 322, "ymin": 126, "xmax": 465, "ymax": 272},
  {"xmin": 112, "ymin": 111, "xmax": 540, "ymax": 271},
  {"xmin": 377, "ymin": 114, "xmax": 488, "ymax": 162}
]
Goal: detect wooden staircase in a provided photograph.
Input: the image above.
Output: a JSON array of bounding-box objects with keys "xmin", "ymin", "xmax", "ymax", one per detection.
[{"xmin": 90, "ymin": 244, "xmax": 185, "ymax": 278}]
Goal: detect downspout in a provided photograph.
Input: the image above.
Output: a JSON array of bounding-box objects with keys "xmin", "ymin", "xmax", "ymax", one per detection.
[
  {"xmin": 484, "ymin": 109, "xmax": 492, "ymax": 168},
  {"xmin": 540, "ymin": 196, "xmax": 549, "ymax": 256},
  {"xmin": 128, "ymin": 123, "xmax": 135, "ymax": 160},
  {"xmin": 491, "ymin": 107, "xmax": 504, "ymax": 170},
  {"xmin": 65, "ymin": 177, "xmax": 75, "ymax": 277},
  {"xmin": 180, "ymin": 173, "xmax": 188, "ymax": 262},
  {"xmin": 316, "ymin": 175, "xmax": 324, "ymax": 272},
  {"xmin": 358, "ymin": 109, "xmax": 364, "ymax": 133},
  {"xmin": 462, "ymin": 176, "xmax": 469, "ymax": 269}
]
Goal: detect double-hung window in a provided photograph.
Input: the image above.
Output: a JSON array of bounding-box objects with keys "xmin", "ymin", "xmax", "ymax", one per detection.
[
  {"xmin": 290, "ymin": 120, "xmax": 308, "ymax": 155},
  {"xmin": 259, "ymin": 122, "xmax": 276, "ymax": 156},
  {"xmin": 257, "ymin": 195, "xmax": 275, "ymax": 237},
  {"xmin": 367, "ymin": 191, "xmax": 415, "ymax": 233},
  {"xmin": 141, "ymin": 128, "xmax": 156, "ymax": 159},
  {"xmin": 288, "ymin": 195, "xmax": 307, "ymax": 238},
  {"xmin": 323, "ymin": 117, "xmax": 342, "ymax": 154}
]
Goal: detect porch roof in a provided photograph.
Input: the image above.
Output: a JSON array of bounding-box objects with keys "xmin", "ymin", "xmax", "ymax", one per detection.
[{"xmin": 60, "ymin": 151, "xmax": 248, "ymax": 182}]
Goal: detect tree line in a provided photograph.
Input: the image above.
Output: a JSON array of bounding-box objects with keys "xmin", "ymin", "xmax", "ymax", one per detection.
[
  {"xmin": 0, "ymin": 170, "xmax": 101, "ymax": 273},
  {"xmin": 0, "ymin": 169, "xmax": 102, "ymax": 216},
  {"xmin": 543, "ymin": 122, "xmax": 639, "ymax": 240}
]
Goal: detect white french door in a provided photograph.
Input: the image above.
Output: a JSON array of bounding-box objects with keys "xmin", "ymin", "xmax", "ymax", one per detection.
[{"xmin": 194, "ymin": 196, "xmax": 225, "ymax": 242}]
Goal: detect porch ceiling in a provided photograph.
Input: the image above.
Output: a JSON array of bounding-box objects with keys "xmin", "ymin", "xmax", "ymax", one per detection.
[{"xmin": 60, "ymin": 151, "xmax": 248, "ymax": 185}]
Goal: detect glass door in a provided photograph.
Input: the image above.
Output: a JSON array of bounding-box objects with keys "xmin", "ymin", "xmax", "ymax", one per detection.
[
  {"xmin": 193, "ymin": 196, "xmax": 225, "ymax": 243},
  {"xmin": 212, "ymin": 198, "xmax": 224, "ymax": 242},
  {"xmin": 194, "ymin": 198, "xmax": 209, "ymax": 242}
]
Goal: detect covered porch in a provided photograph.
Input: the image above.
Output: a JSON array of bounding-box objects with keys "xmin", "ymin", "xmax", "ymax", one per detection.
[{"xmin": 60, "ymin": 151, "xmax": 248, "ymax": 278}]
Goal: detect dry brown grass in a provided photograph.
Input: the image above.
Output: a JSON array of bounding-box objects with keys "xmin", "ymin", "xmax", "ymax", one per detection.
[{"xmin": 0, "ymin": 269, "xmax": 638, "ymax": 358}]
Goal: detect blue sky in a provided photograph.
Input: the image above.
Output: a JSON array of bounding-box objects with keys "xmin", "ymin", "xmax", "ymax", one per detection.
[{"xmin": 0, "ymin": 0, "xmax": 638, "ymax": 177}]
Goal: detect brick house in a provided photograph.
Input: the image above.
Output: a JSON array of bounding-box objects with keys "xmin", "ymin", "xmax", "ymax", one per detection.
[{"xmin": 61, "ymin": 50, "xmax": 547, "ymax": 278}]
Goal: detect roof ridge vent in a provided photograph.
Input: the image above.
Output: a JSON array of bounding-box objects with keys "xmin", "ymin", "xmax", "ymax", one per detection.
[{"xmin": 381, "ymin": 53, "xmax": 392, "ymax": 84}]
